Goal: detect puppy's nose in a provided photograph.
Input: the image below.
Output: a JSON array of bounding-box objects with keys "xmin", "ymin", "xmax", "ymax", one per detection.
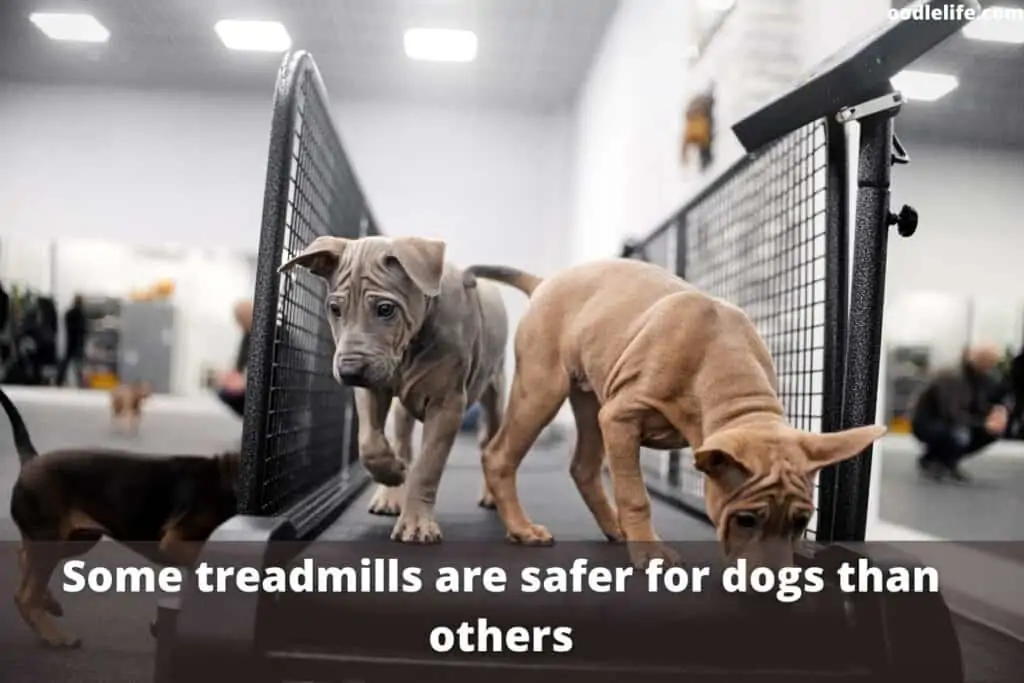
[{"xmin": 336, "ymin": 356, "xmax": 368, "ymax": 387}]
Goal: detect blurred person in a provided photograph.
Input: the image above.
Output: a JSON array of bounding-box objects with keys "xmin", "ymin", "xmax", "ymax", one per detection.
[
  {"xmin": 56, "ymin": 294, "xmax": 86, "ymax": 387},
  {"xmin": 0, "ymin": 280, "xmax": 9, "ymax": 332},
  {"xmin": 1008, "ymin": 348, "xmax": 1024, "ymax": 439},
  {"xmin": 911, "ymin": 344, "xmax": 1010, "ymax": 483},
  {"xmin": 216, "ymin": 300, "xmax": 252, "ymax": 418}
]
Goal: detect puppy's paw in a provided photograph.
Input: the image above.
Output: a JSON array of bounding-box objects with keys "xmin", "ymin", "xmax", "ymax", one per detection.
[
  {"xmin": 477, "ymin": 488, "xmax": 497, "ymax": 510},
  {"xmin": 43, "ymin": 593, "xmax": 63, "ymax": 617},
  {"xmin": 391, "ymin": 510, "xmax": 442, "ymax": 544},
  {"xmin": 41, "ymin": 632, "xmax": 81, "ymax": 649},
  {"xmin": 603, "ymin": 527, "xmax": 626, "ymax": 543},
  {"xmin": 627, "ymin": 541, "xmax": 682, "ymax": 570},
  {"xmin": 598, "ymin": 517, "xmax": 625, "ymax": 543},
  {"xmin": 361, "ymin": 446, "xmax": 407, "ymax": 487},
  {"xmin": 368, "ymin": 484, "xmax": 404, "ymax": 516},
  {"xmin": 506, "ymin": 524, "xmax": 554, "ymax": 546},
  {"xmin": 31, "ymin": 617, "xmax": 81, "ymax": 649}
]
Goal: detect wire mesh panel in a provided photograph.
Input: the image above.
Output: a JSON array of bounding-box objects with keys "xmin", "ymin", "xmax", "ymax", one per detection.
[
  {"xmin": 684, "ymin": 120, "xmax": 831, "ymax": 538},
  {"xmin": 240, "ymin": 52, "xmax": 370, "ymax": 532},
  {"xmin": 638, "ymin": 120, "xmax": 838, "ymax": 539},
  {"xmin": 631, "ymin": 225, "xmax": 685, "ymax": 491}
]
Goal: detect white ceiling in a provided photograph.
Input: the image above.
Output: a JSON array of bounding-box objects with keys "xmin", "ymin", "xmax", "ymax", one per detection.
[
  {"xmin": 5, "ymin": 0, "xmax": 1023, "ymax": 146},
  {"xmin": 0, "ymin": 0, "xmax": 621, "ymax": 112}
]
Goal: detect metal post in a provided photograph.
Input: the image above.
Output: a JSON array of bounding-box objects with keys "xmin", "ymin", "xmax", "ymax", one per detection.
[
  {"xmin": 831, "ymin": 111, "xmax": 896, "ymax": 542},
  {"xmin": 666, "ymin": 449, "xmax": 681, "ymax": 487},
  {"xmin": 668, "ymin": 218, "xmax": 689, "ymax": 491},
  {"xmin": 813, "ymin": 116, "xmax": 851, "ymax": 542}
]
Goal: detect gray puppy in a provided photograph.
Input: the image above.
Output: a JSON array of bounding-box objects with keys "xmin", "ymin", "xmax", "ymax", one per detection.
[{"xmin": 278, "ymin": 235, "xmax": 507, "ymax": 543}]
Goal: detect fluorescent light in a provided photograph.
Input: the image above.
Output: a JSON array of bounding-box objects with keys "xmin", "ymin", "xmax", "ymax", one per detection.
[
  {"xmin": 29, "ymin": 12, "xmax": 109, "ymax": 43},
  {"xmin": 890, "ymin": 70, "xmax": 959, "ymax": 102},
  {"xmin": 214, "ymin": 19, "xmax": 291, "ymax": 52},
  {"xmin": 963, "ymin": 7, "xmax": 1024, "ymax": 43},
  {"xmin": 404, "ymin": 28, "xmax": 477, "ymax": 62}
]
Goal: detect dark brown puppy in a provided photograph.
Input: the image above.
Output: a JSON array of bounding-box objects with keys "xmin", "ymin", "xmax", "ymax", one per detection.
[
  {"xmin": 110, "ymin": 380, "xmax": 153, "ymax": 435},
  {"xmin": 1, "ymin": 386, "xmax": 239, "ymax": 648}
]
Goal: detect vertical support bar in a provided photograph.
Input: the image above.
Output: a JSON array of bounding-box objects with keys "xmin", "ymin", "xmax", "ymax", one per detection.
[
  {"xmin": 667, "ymin": 216, "xmax": 689, "ymax": 489},
  {"xmin": 832, "ymin": 112, "xmax": 895, "ymax": 542},
  {"xmin": 813, "ymin": 117, "xmax": 851, "ymax": 542},
  {"xmin": 239, "ymin": 54, "xmax": 304, "ymax": 515},
  {"xmin": 666, "ymin": 450, "xmax": 681, "ymax": 487}
]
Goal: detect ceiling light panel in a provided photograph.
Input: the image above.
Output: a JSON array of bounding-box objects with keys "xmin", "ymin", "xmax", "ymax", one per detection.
[
  {"xmin": 890, "ymin": 70, "xmax": 959, "ymax": 102},
  {"xmin": 215, "ymin": 19, "xmax": 292, "ymax": 52},
  {"xmin": 29, "ymin": 12, "xmax": 110, "ymax": 43},
  {"xmin": 404, "ymin": 28, "xmax": 478, "ymax": 62}
]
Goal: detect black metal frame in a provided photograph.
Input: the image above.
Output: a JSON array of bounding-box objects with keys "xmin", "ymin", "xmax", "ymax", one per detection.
[{"xmin": 239, "ymin": 50, "xmax": 371, "ymax": 538}]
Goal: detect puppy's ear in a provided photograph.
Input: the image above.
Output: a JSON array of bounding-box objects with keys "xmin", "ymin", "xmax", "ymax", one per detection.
[
  {"xmin": 278, "ymin": 236, "xmax": 349, "ymax": 279},
  {"xmin": 801, "ymin": 424, "xmax": 886, "ymax": 474},
  {"xmin": 388, "ymin": 236, "xmax": 446, "ymax": 297},
  {"xmin": 692, "ymin": 448, "xmax": 750, "ymax": 490}
]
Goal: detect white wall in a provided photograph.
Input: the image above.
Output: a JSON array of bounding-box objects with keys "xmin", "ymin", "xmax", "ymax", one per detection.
[
  {"xmin": 0, "ymin": 83, "xmax": 574, "ymax": 397},
  {"xmin": 567, "ymin": 0, "xmax": 893, "ymax": 263},
  {"xmin": 0, "ymin": 236, "xmax": 54, "ymax": 292},
  {"xmin": 887, "ymin": 140, "xmax": 1024, "ymax": 355},
  {"xmin": 333, "ymin": 100, "xmax": 573, "ymax": 392},
  {"xmin": 0, "ymin": 84, "xmax": 271, "ymax": 252}
]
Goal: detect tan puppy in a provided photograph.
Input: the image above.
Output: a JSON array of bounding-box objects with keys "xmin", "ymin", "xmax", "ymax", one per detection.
[
  {"xmin": 465, "ymin": 259, "xmax": 885, "ymax": 568},
  {"xmin": 110, "ymin": 381, "xmax": 153, "ymax": 435}
]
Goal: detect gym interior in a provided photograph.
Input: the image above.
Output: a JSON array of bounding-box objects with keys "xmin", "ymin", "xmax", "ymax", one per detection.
[{"xmin": 2, "ymin": 0, "xmax": 1024, "ymax": 681}]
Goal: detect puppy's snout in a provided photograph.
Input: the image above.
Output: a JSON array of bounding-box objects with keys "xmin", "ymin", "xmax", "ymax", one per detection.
[{"xmin": 335, "ymin": 355, "xmax": 370, "ymax": 387}]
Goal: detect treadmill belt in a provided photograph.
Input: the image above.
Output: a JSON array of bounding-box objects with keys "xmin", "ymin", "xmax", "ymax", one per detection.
[{"xmin": 318, "ymin": 434, "xmax": 718, "ymax": 542}]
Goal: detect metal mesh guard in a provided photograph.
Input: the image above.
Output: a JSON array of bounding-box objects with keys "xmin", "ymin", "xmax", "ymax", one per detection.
[
  {"xmin": 243, "ymin": 54, "xmax": 371, "ymax": 518},
  {"xmin": 642, "ymin": 120, "xmax": 829, "ymax": 538}
]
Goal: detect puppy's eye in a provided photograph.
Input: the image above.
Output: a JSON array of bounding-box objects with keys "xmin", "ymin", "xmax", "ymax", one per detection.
[
  {"xmin": 792, "ymin": 515, "xmax": 811, "ymax": 534},
  {"xmin": 375, "ymin": 301, "xmax": 397, "ymax": 320},
  {"xmin": 734, "ymin": 512, "xmax": 759, "ymax": 529},
  {"xmin": 327, "ymin": 300, "xmax": 342, "ymax": 318}
]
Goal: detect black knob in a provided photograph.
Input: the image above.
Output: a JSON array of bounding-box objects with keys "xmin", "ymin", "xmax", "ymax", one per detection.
[{"xmin": 888, "ymin": 204, "xmax": 918, "ymax": 237}]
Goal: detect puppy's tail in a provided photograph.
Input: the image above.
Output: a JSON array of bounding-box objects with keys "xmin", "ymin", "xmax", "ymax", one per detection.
[
  {"xmin": 0, "ymin": 386, "xmax": 39, "ymax": 465},
  {"xmin": 463, "ymin": 265, "xmax": 543, "ymax": 297}
]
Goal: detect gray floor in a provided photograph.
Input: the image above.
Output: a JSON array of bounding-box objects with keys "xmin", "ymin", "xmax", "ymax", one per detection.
[
  {"xmin": 0, "ymin": 389, "xmax": 245, "ymax": 683},
  {"xmin": 878, "ymin": 435, "xmax": 1024, "ymax": 553}
]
